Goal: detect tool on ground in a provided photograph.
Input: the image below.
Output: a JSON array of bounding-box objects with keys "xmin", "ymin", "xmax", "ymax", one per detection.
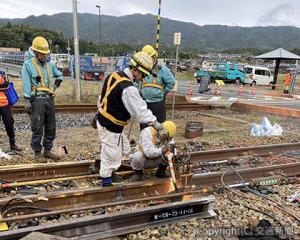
[{"xmin": 165, "ymin": 151, "xmax": 178, "ymax": 192}]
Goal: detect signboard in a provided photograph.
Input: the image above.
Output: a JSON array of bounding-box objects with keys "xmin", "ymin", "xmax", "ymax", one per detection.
[{"xmin": 174, "ymin": 32, "xmax": 181, "ymax": 45}]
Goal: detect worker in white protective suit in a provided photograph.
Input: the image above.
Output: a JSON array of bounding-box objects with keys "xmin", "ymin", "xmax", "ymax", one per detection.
[
  {"xmin": 96, "ymin": 51, "xmax": 168, "ymax": 187},
  {"xmin": 129, "ymin": 120, "xmax": 176, "ymax": 182}
]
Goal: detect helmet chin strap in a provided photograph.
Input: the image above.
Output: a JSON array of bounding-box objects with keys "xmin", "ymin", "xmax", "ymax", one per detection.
[{"xmin": 34, "ymin": 51, "xmax": 45, "ymax": 64}]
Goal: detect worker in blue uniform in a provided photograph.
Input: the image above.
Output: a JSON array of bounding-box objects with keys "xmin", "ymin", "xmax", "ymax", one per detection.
[
  {"xmin": 139, "ymin": 44, "xmax": 175, "ymax": 123},
  {"xmin": 22, "ymin": 36, "xmax": 63, "ymax": 162}
]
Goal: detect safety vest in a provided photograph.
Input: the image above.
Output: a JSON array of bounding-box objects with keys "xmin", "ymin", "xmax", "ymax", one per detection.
[
  {"xmin": 0, "ymin": 77, "xmax": 8, "ymax": 107},
  {"xmin": 141, "ymin": 65, "xmax": 163, "ymax": 90},
  {"xmin": 142, "ymin": 77, "xmax": 163, "ymax": 90},
  {"xmin": 138, "ymin": 127, "xmax": 158, "ymax": 152},
  {"xmin": 98, "ymin": 72, "xmax": 132, "ymax": 132},
  {"xmin": 284, "ymin": 73, "xmax": 292, "ymax": 86},
  {"xmin": 31, "ymin": 58, "xmax": 54, "ymax": 95}
]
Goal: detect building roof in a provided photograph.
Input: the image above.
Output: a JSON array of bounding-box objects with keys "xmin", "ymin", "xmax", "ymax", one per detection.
[{"xmin": 254, "ymin": 48, "xmax": 300, "ymax": 60}]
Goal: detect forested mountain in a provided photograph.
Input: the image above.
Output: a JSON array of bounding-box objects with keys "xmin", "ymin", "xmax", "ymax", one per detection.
[{"xmin": 1, "ymin": 13, "xmax": 300, "ymax": 52}]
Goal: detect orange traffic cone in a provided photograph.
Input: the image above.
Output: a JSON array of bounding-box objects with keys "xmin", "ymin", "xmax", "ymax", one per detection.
[
  {"xmin": 238, "ymin": 85, "xmax": 244, "ymax": 96},
  {"xmin": 249, "ymin": 85, "xmax": 256, "ymax": 95},
  {"xmin": 188, "ymin": 82, "xmax": 193, "ymax": 96},
  {"xmin": 214, "ymin": 85, "xmax": 221, "ymax": 95}
]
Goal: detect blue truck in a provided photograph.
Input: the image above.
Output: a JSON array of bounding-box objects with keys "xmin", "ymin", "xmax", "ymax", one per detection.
[
  {"xmin": 69, "ymin": 55, "xmax": 105, "ymax": 81},
  {"xmin": 195, "ymin": 62, "xmax": 245, "ymax": 85},
  {"xmin": 115, "ymin": 56, "xmax": 130, "ymax": 71}
]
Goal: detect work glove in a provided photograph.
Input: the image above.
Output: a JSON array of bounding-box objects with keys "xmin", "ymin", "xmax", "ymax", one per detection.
[
  {"xmin": 152, "ymin": 121, "xmax": 169, "ymax": 143},
  {"xmin": 53, "ymin": 79, "xmax": 62, "ymax": 91},
  {"xmin": 24, "ymin": 98, "xmax": 31, "ymax": 114}
]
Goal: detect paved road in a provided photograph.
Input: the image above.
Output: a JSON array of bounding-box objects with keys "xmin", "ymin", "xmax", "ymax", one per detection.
[{"xmin": 178, "ymin": 80, "xmax": 300, "ymax": 110}]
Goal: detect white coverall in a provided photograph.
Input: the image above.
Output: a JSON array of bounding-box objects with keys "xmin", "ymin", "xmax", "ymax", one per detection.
[
  {"xmin": 130, "ymin": 126, "xmax": 163, "ymax": 170},
  {"xmin": 97, "ymin": 68, "xmax": 157, "ymax": 178}
]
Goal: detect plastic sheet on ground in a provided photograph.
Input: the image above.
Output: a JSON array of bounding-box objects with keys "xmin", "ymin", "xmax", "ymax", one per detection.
[
  {"xmin": 287, "ymin": 190, "xmax": 300, "ymax": 203},
  {"xmin": 0, "ymin": 148, "xmax": 11, "ymax": 160},
  {"xmin": 251, "ymin": 116, "xmax": 283, "ymax": 137}
]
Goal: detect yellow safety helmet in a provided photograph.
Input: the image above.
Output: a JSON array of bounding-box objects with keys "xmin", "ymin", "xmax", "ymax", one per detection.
[
  {"xmin": 162, "ymin": 121, "xmax": 176, "ymax": 138},
  {"xmin": 130, "ymin": 51, "xmax": 153, "ymax": 76},
  {"xmin": 31, "ymin": 36, "xmax": 50, "ymax": 54},
  {"xmin": 142, "ymin": 45, "xmax": 158, "ymax": 58}
]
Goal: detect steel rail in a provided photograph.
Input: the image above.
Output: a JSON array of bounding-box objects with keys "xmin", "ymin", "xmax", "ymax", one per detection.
[
  {"xmin": 1, "ymin": 189, "xmax": 204, "ymax": 223},
  {"xmin": 0, "ymin": 161, "xmax": 94, "ymax": 182},
  {"xmin": 0, "ymin": 179, "xmax": 174, "ymax": 211},
  {"xmin": 1, "ymin": 142, "xmax": 300, "ymax": 183},
  {"xmin": 10, "ymin": 102, "xmax": 214, "ymax": 114},
  {"xmin": 192, "ymin": 162, "xmax": 300, "ymax": 187},
  {"xmin": 189, "ymin": 142, "xmax": 300, "ymax": 162},
  {"xmin": 0, "ymin": 196, "xmax": 216, "ymax": 240}
]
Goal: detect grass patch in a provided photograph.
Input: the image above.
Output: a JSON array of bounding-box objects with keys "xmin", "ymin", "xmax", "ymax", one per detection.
[{"xmin": 175, "ymin": 71, "xmax": 194, "ymax": 81}]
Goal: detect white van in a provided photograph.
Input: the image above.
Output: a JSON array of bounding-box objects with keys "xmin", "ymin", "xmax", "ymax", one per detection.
[{"xmin": 244, "ymin": 65, "xmax": 273, "ymax": 86}]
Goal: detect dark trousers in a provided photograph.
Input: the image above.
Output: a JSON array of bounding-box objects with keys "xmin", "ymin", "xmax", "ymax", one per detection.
[
  {"xmin": 0, "ymin": 105, "xmax": 15, "ymax": 145},
  {"xmin": 30, "ymin": 97, "xmax": 56, "ymax": 152},
  {"xmin": 140, "ymin": 100, "xmax": 166, "ymax": 130}
]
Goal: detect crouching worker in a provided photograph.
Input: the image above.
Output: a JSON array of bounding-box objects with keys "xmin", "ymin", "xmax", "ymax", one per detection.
[
  {"xmin": 129, "ymin": 120, "xmax": 176, "ymax": 181},
  {"xmin": 96, "ymin": 51, "xmax": 168, "ymax": 187}
]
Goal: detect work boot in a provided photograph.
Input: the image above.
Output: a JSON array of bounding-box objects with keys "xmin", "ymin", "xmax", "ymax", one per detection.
[
  {"xmin": 10, "ymin": 144, "xmax": 22, "ymax": 152},
  {"xmin": 128, "ymin": 170, "xmax": 144, "ymax": 182},
  {"xmin": 101, "ymin": 177, "xmax": 113, "ymax": 187},
  {"xmin": 155, "ymin": 163, "xmax": 170, "ymax": 178},
  {"xmin": 43, "ymin": 150, "xmax": 60, "ymax": 161},
  {"xmin": 35, "ymin": 152, "xmax": 47, "ymax": 163},
  {"xmin": 112, "ymin": 172, "xmax": 123, "ymax": 183},
  {"xmin": 9, "ymin": 139, "xmax": 22, "ymax": 152}
]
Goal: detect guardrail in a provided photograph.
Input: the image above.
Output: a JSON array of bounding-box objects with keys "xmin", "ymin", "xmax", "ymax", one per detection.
[{"xmin": 0, "ymin": 62, "xmax": 22, "ymax": 77}]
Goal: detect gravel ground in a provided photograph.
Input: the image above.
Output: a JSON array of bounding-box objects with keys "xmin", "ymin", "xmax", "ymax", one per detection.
[
  {"xmin": 1, "ymin": 109, "xmax": 300, "ymax": 165},
  {"xmin": 123, "ymin": 184, "xmax": 300, "ymax": 240}
]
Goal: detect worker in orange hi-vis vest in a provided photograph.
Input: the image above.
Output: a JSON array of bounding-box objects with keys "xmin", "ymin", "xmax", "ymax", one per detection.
[
  {"xmin": 0, "ymin": 72, "xmax": 22, "ymax": 151},
  {"xmin": 283, "ymin": 71, "xmax": 292, "ymax": 94}
]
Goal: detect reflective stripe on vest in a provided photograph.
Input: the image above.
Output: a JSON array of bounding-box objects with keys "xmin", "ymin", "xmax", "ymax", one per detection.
[
  {"xmin": 0, "ymin": 91, "xmax": 8, "ymax": 106},
  {"xmin": 98, "ymin": 72, "xmax": 131, "ymax": 126},
  {"xmin": 138, "ymin": 127, "xmax": 157, "ymax": 152},
  {"xmin": 31, "ymin": 58, "xmax": 54, "ymax": 95},
  {"xmin": 151, "ymin": 127, "xmax": 157, "ymax": 144},
  {"xmin": 142, "ymin": 77, "xmax": 163, "ymax": 90}
]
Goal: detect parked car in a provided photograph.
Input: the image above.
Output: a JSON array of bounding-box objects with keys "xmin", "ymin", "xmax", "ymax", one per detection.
[{"xmin": 244, "ymin": 65, "xmax": 273, "ymax": 86}]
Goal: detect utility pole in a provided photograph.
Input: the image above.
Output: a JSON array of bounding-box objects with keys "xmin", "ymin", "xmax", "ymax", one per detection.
[
  {"xmin": 290, "ymin": 60, "xmax": 298, "ymax": 94},
  {"xmin": 72, "ymin": 0, "xmax": 81, "ymax": 102},
  {"xmin": 96, "ymin": 4, "xmax": 101, "ymax": 56}
]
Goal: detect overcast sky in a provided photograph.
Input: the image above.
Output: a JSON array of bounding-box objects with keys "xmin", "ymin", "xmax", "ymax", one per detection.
[{"xmin": 1, "ymin": 0, "xmax": 300, "ymax": 27}]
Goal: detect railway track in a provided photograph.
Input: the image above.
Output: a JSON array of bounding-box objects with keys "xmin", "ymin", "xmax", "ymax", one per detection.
[
  {"xmin": 0, "ymin": 193, "xmax": 215, "ymax": 240},
  {"xmin": 0, "ymin": 142, "xmax": 300, "ymax": 239},
  {"xmin": 11, "ymin": 102, "xmax": 218, "ymax": 114},
  {"xmin": 1, "ymin": 142, "xmax": 300, "ymax": 183}
]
